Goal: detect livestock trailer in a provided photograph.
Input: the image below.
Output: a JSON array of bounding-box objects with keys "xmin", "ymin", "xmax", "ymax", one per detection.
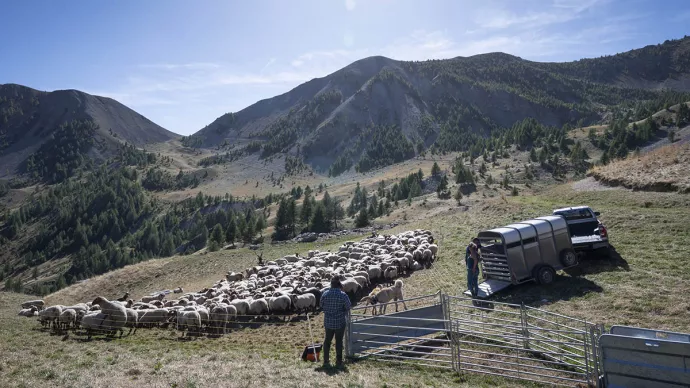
[{"xmin": 464, "ymin": 216, "xmax": 578, "ymax": 298}]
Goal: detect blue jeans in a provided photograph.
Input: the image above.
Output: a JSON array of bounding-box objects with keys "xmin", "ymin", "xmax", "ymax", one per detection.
[{"xmin": 467, "ymin": 268, "xmax": 479, "ymax": 297}]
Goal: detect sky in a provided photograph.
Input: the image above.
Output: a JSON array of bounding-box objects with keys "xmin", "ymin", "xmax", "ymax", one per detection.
[{"xmin": 1, "ymin": 0, "xmax": 689, "ymax": 135}]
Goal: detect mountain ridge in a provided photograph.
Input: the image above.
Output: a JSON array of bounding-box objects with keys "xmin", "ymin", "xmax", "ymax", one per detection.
[
  {"xmin": 0, "ymin": 84, "xmax": 178, "ymax": 178},
  {"xmin": 192, "ymin": 36, "xmax": 690, "ymax": 174}
]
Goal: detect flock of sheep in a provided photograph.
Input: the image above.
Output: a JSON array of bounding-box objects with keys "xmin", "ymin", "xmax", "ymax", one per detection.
[{"xmin": 17, "ymin": 230, "xmax": 438, "ymax": 339}]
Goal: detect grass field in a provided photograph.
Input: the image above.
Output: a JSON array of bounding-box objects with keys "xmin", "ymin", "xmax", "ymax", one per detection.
[{"xmin": 3, "ymin": 182, "xmax": 690, "ymax": 387}]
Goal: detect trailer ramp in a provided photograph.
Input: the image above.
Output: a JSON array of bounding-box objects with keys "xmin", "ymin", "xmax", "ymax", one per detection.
[{"xmin": 463, "ymin": 279, "xmax": 512, "ymax": 298}]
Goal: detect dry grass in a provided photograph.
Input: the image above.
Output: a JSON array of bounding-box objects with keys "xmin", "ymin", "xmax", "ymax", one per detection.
[
  {"xmin": 4, "ymin": 180, "xmax": 690, "ymax": 387},
  {"xmin": 590, "ymin": 142, "xmax": 690, "ymax": 192}
]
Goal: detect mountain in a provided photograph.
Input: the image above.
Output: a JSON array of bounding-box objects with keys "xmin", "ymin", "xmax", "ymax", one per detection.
[
  {"xmin": 0, "ymin": 84, "xmax": 177, "ymax": 178},
  {"xmin": 192, "ymin": 36, "xmax": 690, "ymax": 174}
]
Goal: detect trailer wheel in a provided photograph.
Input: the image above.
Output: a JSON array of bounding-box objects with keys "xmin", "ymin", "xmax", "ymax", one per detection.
[
  {"xmin": 534, "ymin": 266, "xmax": 556, "ymax": 285},
  {"xmin": 560, "ymin": 249, "xmax": 578, "ymax": 267}
]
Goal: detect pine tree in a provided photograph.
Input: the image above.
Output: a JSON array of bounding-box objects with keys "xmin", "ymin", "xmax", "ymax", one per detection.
[
  {"xmin": 529, "ymin": 148, "xmax": 538, "ymax": 162},
  {"xmin": 669, "ymin": 129, "xmax": 676, "ymax": 143},
  {"xmin": 355, "ymin": 208, "xmax": 369, "ymax": 227},
  {"xmin": 225, "ymin": 213, "xmax": 237, "ymax": 246},
  {"xmin": 309, "ymin": 204, "xmax": 329, "ymax": 233},
  {"xmin": 431, "ymin": 162, "xmax": 441, "ymax": 177},
  {"xmin": 211, "ymin": 223, "xmax": 224, "ymax": 245}
]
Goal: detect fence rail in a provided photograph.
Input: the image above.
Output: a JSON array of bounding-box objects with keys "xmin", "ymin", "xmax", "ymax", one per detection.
[{"xmin": 348, "ymin": 292, "xmax": 604, "ymax": 387}]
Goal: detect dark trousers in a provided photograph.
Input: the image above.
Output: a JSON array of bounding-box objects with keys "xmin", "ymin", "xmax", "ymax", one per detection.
[
  {"xmin": 323, "ymin": 327, "xmax": 345, "ymax": 365},
  {"xmin": 467, "ymin": 268, "xmax": 479, "ymax": 297}
]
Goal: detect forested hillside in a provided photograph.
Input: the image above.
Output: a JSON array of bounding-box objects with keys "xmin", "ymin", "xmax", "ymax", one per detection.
[
  {"xmin": 192, "ymin": 37, "xmax": 690, "ymax": 176},
  {"xmin": 0, "ymin": 84, "xmax": 178, "ymax": 179}
]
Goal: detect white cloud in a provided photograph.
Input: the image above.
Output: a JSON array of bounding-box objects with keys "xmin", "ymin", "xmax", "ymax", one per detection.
[{"xmin": 345, "ymin": 0, "xmax": 356, "ymax": 11}]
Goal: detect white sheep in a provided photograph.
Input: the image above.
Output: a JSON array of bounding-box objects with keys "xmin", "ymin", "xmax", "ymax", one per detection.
[
  {"xmin": 267, "ymin": 294, "xmax": 292, "ymax": 316},
  {"xmin": 290, "ymin": 294, "xmax": 316, "ymax": 314},
  {"xmin": 248, "ymin": 298, "xmax": 269, "ymax": 318},
  {"xmin": 38, "ymin": 305, "xmax": 63, "ymax": 330},
  {"xmin": 18, "ymin": 306, "xmax": 39, "ymax": 317},
  {"xmin": 124, "ymin": 308, "xmax": 138, "ymax": 335},
  {"xmin": 176, "ymin": 310, "xmax": 201, "ymax": 338},
  {"xmin": 92, "ymin": 296, "xmax": 127, "ymax": 337},
  {"xmin": 80, "ymin": 312, "xmax": 107, "ymax": 339},
  {"xmin": 58, "ymin": 309, "xmax": 77, "ymax": 331}
]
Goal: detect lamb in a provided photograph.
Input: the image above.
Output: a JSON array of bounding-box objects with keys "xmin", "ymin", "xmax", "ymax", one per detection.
[
  {"xmin": 290, "ymin": 293, "xmax": 317, "ymax": 314},
  {"xmin": 58, "ymin": 309, "xmax": 77, "ymax": 331},
  {"xmin": 91, "ymin": 296, "xmax": 127, "ymax": 337},
  {"xmin": 21, "ymin": 299, "xmax": 45, "ymax": 309},
  {"xmin": 124, "ymin": 308, "xmax": 138, "ymax": 335}
]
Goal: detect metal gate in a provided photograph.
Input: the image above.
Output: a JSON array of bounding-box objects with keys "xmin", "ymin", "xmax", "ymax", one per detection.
[{"xmin": 348, "ymin": 292, "xmax": 604, "ymax": 387}]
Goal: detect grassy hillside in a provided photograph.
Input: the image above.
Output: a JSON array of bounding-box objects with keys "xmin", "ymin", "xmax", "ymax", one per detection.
[
  {"xmin": 3, "ymin": 182, "xmax": 690, "ymax": 387},
  {"xmin": 590, "ymin": 142, "xmax": 690, "ymax": 192}
]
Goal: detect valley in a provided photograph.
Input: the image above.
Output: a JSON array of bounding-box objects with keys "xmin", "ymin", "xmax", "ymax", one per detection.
[{"xmin": 2, "ymin": 35, "xmax": 690, "ymax": 388}]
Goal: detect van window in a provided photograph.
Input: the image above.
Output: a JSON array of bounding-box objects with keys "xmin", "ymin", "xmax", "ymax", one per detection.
[{"xmin": 554, "ymin": 208, "xmax": 592, "ymax": 221}]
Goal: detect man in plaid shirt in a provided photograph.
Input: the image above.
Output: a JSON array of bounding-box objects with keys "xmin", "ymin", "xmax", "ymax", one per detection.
[{"xmin": 320, "ymin": 276, "xmax": 351, "ymax": 367}]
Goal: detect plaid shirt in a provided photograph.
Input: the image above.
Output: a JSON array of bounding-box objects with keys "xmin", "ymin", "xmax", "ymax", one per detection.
[{"xmin": 320, "ymin": 288, "xmax": 351, "ymax": 329}]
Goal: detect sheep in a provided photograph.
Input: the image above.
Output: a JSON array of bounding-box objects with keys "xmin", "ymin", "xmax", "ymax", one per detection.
[
  {"xmin": 226, "ymin": 272, "xmax": 243, "ymax": 282},
  {"xmin": 176, "ymin": 310, "xmax": 202, "ymax": 338},
  {"xmin": 38, "ymin": 305, "xmax": 63, "ymax": 330},
  {"xmin": 290, "ymin": 293, "xmax": 316, "ymax": 314},
  {"xmin": 124, "ymin": 308, "xmax": 138, "ymax": 335},
  {"xmin": 229, "ymin": 299, "xmax": 250, "ymax": 316},
  {"xmin": 383, "ymin": 266, "xmax": 399, "ymax": 285},
  {"xmin": 210, "ymin": 305, "xmax": 237, "ymax": 334},
  {"xmin": 80, "ymin": 312, "xmax": 108, "ymax": 339},
  {"xmin": 173, "ymin": 287, "xmax": 184, "ymax": 294},
  {"xmin": 91, "ymin": 296, "xmax": 127, "ymax": 337},
  {"xmin": 58, "ymin": 309, "xmax": 77, "ymax": 331},
  {"xmin": 18, "ymin": 306, "xmax": 39, "ymax": 317},
  {"xmin": 267, "ymin": 294, "xmax": 292, "ymax": 316},
  {"xmin": 141, "ymin": 293, "xmax": 165, "ymax": 304},
  {"xmin": 429, "ymin": 244, "xmax": 438, "ymax": 257},
  {"xmin": 248, "ymin": 298, "xmax": 269, "ymax": 318},
  {"xmin": 21, "ymin": 300, "xmax": 45, "ymax": 309}
]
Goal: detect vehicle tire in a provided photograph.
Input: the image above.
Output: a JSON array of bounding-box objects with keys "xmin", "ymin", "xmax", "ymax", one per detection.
[
  {"xmin": 560, "ymin": 249, "xmax": 578, "ymax": 267},
  {"xmin": 533, "ymin": 265, "xmax": 556, "ymax": 285}
]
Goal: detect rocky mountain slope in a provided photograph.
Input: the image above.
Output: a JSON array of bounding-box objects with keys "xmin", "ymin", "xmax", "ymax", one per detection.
[
  {"xmin": 193, "ymin": 37, "xmax": 690, "ymax": 174},
  {"xmin": 0, "ymin": 84, "xmax": 177, "ymax": 178}
]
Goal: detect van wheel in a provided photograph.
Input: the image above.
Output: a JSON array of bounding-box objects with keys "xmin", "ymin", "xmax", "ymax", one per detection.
[
  {"xmin": 560, "ymin": 249, "xmax": 578, "ymax": 267},
  {"xmin": 534, "ymin": 266, "xmax": 556, "ymax": 285}
]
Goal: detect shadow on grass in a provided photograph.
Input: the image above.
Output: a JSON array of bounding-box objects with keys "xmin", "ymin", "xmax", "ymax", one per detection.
[
  {"xmin": 314, "ymin": 364, "xmax": 349, "ymax": 375},
  {"xmin": 565, "ymin": 246, "xmax": 630, "ymax": 277},
  {"xmin": 492, "ymin": 275, "xmax": 603, "ymax": 308}
]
